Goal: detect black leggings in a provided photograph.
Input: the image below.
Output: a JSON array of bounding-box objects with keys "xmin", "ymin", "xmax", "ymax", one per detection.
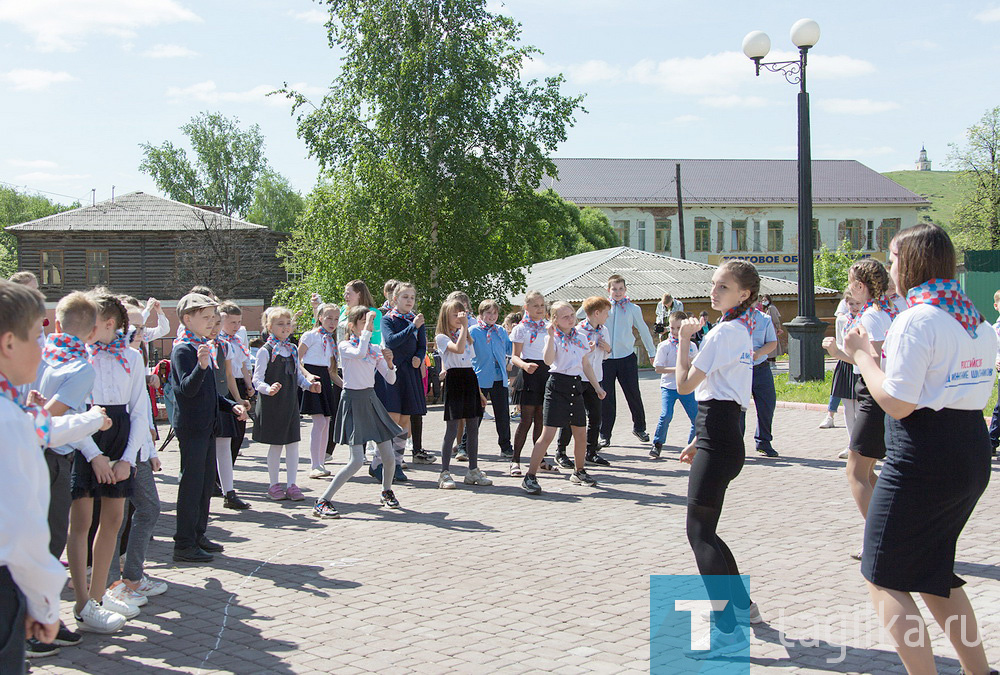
[
  {"xmin": 410, "ymin": 414, "xmax": 423, "ymax": 453},
  {"xmin": 512, "ymin": 404, "xmax": 543, "ymax": 462},
  {"xmin": 442, "ymin": 417, "xmax": 479, "ymax": 471}
]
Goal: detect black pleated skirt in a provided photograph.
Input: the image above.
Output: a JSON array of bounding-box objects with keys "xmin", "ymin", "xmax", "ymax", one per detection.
[
  {"xmin": 830, "ymin": 360, "xmax": 859, "ymax": 400},
  {"xmin": 71, "ymin": 405, "xmax": 134, "ymax": 499},
  {"xmin": 300, "ymin": 363, "xmax": 336, "ymax": 416},
  {"xmin": 443, "ymin": 367, "xmax": 483, "ymax": 421},
  {"xmin": 862, "ymin": 408, "xmax": 991, "ymax": 597},
  {"xmin": 512, "ymin": 359, "xmax": 549, "ymax": 407}
]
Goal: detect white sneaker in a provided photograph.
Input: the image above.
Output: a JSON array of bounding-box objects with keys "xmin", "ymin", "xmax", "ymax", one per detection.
[
  {"xmin": 838, "ymin": 448, "xmax": 850, "ymax": 459},
  {"xmin": 309, "ymin": 467, "xmax": 331, "ymax": 479},
  {"xmin": 75, "ymin": 599, "xmax": 126, "ymax": 634},
  {"xmin": 405, "ymin": 437, "xmax": 413, "ymax": 451},
  {"xmin": 686, "ymin": 623, "xmax": 750, "ymax": 659},
  {"xmin": 438, "ymin": 471, "xmax": 457, "ymax": 489},
  {"xmin": 107, "ymin": 581, "xmax": 148, "ymax": 607},
  {"xmin": 464, "ymin": 468, "xmax": 493, "ymax": 486},
  {"xmin": 101, "ymin": 592, "xmax": 140, "ymax": 618},
  {"xmin": 509, "ymin": 462, "xmax": 522, "ymax": 477},
  {"xmin": 818, "ymin": 415, "xmax": 834, "ymax": 429},
  {"xmin": 133, "ymin": 575, "xmax": 168, "ymax": 597},
  {"xmin": 483, "ymin": 410, "xmax": 494, "ymax": 420}
]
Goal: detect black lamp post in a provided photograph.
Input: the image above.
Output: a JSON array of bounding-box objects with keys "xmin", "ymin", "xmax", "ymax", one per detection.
[{"xmin": 743, "ymin": 19, "xmax": 827, "ymax": 382}]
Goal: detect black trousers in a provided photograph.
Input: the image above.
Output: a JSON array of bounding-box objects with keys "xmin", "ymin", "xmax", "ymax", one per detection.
[
  {"xmin": 557, "ymin": 381, "xmax": 602, "ymax": 451},
  {"xmin": 0, "ymin": 567, "xmax": 26, "ymax": 674},
  {"xmin": 174, "ymin": 430, "xmax": 217, "ymax": 550},
  {"xmin": 480, "ymin": 380, "xmax": 512, "ymax": 453},
  {"xmin": 230, "ymin": 379, "xmax": 249, "ymax": 462},
  {"xmin": 599, "ymin": 353, "xmax": 646, "ymax": 437},
  {"xmin": 44, "ymin": 450, "xmax": 73, "ymax": 559}
]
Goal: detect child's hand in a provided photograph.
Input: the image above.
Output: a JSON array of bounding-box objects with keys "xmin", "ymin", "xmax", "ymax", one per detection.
[
  {"xmin": 151, "ymin": 457, "xmax": 162, "ymax": 472},
  {"xmin": 411, "ymin": 356, "xmax": 421, "ymax": 369},
  {"xmin": 96, "ymin": 406, "xmax": 112, "ymax": 431},
  {"xmin": 112, "ymin": 461, "xmax": 131, "ymax": 483},
  {"xmin": 414, "ymin": 313, "xmax": 425, "ymax": 328},
  {"xmin": 310, "ymin": 293, "xmax": 322, "ymax": 309},
  {"xmin": 309, "ymin": 382, "xmax": 322, "ymax": 393},
  {"xmin": 523, "ymin": 362, "xmax": 538, "ymax": 374},
  {"xmin": 822, "ymin": 336, "xmax": 837, "ymax": 355},
  {"xmin": 197, "ymin": 343, "xmax": 212, "ymax": 369},
  {"xmin": 382, "ymin": 348, "xmax": 394, "ymax": 366},
  {"xmin": 678, "ymin": 318, "xmax": 700, "ymax": 340},
  {"xmin": 267, "ymin": 382, "xmax": 282, "ymax": 396},
  {"xmin": 26, "ymin": 615, "xmax": 60, "ymax": 645},
  {"xmin": 364, "ymin": 311, "xmax": 375, "ymax": 332},
  {"xmin": 596, "ymin": 386, "xmax": 606, "ymax": 400},
  {"xmin": 146, "ymin": 373, "xmax": 160, "ymax": 389},
  {"xmin": 598, "ymin": 339, "xmax": 611, "ymax": 353},
  {"xmin": 241, "ymin": 399, "xmax": 251, "ymax": 411},
  {"xmin": 546, "ymin": 323, "xmax": 555, "ymax": 337},
  {"xmin": 91, "ymin": 455, "xmax": 115, "ymax": 484},
  {"xmin": 26, "ymin": 390, "xmax": 48, "ymax": 408},
  {"xmin": 843, "ymin": 325, "xmax": 871, "ymax": 359},
  {"xmin": 679, "ymin": 443, "xmax": 697, "ymax": 464},
  {"xmin": 233, "ymin": 404, "xmax": 248, "ymax": 421}
]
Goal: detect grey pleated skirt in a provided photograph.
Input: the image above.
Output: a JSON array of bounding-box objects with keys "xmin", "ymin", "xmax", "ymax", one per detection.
[{"xmin": 333, "ymin": 387, "xmax": 403, "ymax": 446}]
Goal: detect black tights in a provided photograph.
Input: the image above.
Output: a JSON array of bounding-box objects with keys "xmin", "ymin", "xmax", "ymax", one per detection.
[
  {"xmin": 512, "ymin": 404, "xmax": 543, "ymax": 463},
  {"xmin": 442, "ymin": 417, "xmax": 479, "ymax": 471},
  {"xmin": 410, "ymin": 414, "xmax": 423, "ymax": 453},
  {"xmin": 686, "ymin": 504, "xmax": 751, "ymax": 632}
]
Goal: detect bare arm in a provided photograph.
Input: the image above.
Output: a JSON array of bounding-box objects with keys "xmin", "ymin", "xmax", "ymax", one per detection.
[{"xmin": 675, "ymin": 319, "xmax": 707, "ymax": 395}]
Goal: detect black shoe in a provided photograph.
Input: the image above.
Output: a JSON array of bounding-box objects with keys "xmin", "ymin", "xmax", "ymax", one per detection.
[
  {"xmin": 25, "ymin": 639, "xmax": 60, "ymax": 658},
  {"xmin": 172, "ymin": 547, "xmax": 213, "ymax": 563},
  {"xmin": 223, "ymin": 490, "xmax": 251, "ymax": 510},
  {"xmin": 197, "ymin": 538, "xmax": 224, "ymax": 553},
  {"xmin": 52, "ymin": 622, "xmax": 82, "ymax": 646},
  {"xmin": 649, "ymin": 442, "xmax": 662, "ymax": 459},
  {"xmin": 633, "ymin": 429, "xmax": 650, "ymax": 443},
  {"xmin": 586, "ymin": 451, "xmax": 611, "ymax": 466},
  {"xmin": 500, "ymin": 447, "xmax": 513, "ymax": 459},
  {"xmin": 521, "ymin": 474, "xmax": 541, "ymax": 495},
  {"xmin": 756, "ymin": 447, "xmax": 779, "ymax": 458},
  {"xmin": 570, "ymin": 469, "xmax": 598, "ymax": 487},
  {"xmin": 393, "ymin": 465, "xmax": 408, "ymax": 482},
  {"xmin": 213, "ymin": 483, "xmax": 224, "ymax": 497},
  {"xmin": 598, "ymin": 436, "xmax": 611, "ymax": 448},
  {"xmin": 380, "ymin": 490, "xmax": 400, "ymax": 508},
  {"xmin": 554, "ymin": 450, "xmax": 574, "ymax": 469},
  {"xmin": 369, "ymin": 464, "xmax": 382, "ymax": 482}
]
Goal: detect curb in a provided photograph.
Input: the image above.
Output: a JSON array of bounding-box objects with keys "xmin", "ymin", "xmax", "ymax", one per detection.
[{"xmin": 775, "ymin": 400, "xmax": 829, "ymax": 412}]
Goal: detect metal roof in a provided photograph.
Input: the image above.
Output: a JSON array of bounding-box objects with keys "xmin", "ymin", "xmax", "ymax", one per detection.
[
  {"xmin": 508, "ymin": 247, "xmax": 838, "ymax": 304},
  {"xmin": 541, "ymin": 158, "xmax": 929, "ymax": 206},
  {"xmin": 7, "ymin": 191, "xmax": 269, "ymax": 232}
]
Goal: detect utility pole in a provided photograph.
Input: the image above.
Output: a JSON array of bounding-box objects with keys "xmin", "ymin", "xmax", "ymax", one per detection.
[{"xmin": 675, "ymin": 163, "xmax": 686, "ymax": 259}]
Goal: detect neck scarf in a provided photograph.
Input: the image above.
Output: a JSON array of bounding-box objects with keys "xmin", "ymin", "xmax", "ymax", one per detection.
[
  {"xmin": 878, "ymin": 295, "xmax": 900, "ymax": 320},
  {"xmin": 174, "ymin": 328, "xmax": 208, "ymax": 348},
  {"xmin": 906, "ymin": 278, "xmax": 983, "ymax": 337},
  {"xmin": 218, "ymin": 330, "xmax": 251, "ymax": 360},
  {"xmin": 388, "ymin": 308, "xmax": 416, "ymax": 322},
  {"xmin": 88, "ymin": 331, "xmax": 131, "ymax": 373},
  {"xmin": 578, "ymin": 319, "xmax": 603, "ymax": 345},
  {"xmin": 0, "ymin": 374, "xmax": 51, "ymax": 447},
  {"xmin": 844, "ymin": 309, "xmax": 863, "ymax": 333},
  {"xmin": 721, "ymin": 306, "xmax": 757, "ymax": 335},
  {"xmin": 520, "ymin": 317, "xmax": 546, "ymax": 344},
  {"xmin": 476, "ymin": 319, "xmax": 500, "ymax": 344},
  {"xmin": 611, "ymin": 296, "xmax": 631, "ymax": 311},
  {"xmin": 317, "ymin": 326, "xmax": 336, "ymax": 353},
  {"xmin": 553, "ymin": 326, "xmax": 588, "ymax": 353},
  {"xmin": 669, "ymin": 334, "xmax": 680, "ymax": 346},
  {"xmin": 43, "ymin": 333, "xmax": 88, "ymax": 367},
  {"xmin": 266, "ymin": 334, "xmax": 299, "ymax": 366},
  {"xmin": 379, "ymin": 300, "xmax": 392, "ymax": 312},
  {"xmin": 349, "ymin": 334, "xmax": 380, "ymax": 362}
]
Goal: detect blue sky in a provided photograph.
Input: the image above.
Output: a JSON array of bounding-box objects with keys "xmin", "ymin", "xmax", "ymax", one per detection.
[{"xmin": 1, "ymin": 0, "xmax": 998, "ymax": 207}]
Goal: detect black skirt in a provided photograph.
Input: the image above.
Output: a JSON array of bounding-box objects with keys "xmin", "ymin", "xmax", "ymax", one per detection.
[
  {"xmin": 512, "ymin": 358, "xmax": 549, "ymax": 407},
  {"xmin": 688, "ymin": 399, "xmax": 745, "ymax": 509},
  {"xmin": 300, "ymin": 363, "xmax": 336, "ymax": 416},
  {"xmin": 830, "ymin": 360, "xmax": 858, "ymax": 400},
  {"xmin": 443, "ymin": 367, "xmax": 483, "ymax": 421},
  {"xmin": 71, "ymin": 405, "xmax": 134, "ymax": 500},
  {"xmin": 849, "ymin": 376, "xmax": 886, "ymax": 459},
  {"xmin": 542, "ymin": 373, "xmax": 586, "ymax": 428},
  {"xmin": 862, "ymin": 408, "xmax": 991, "ymax": 597},
  {"xmin": 383, "ymin": 360, "xmax": 428, "ymax": 416}
]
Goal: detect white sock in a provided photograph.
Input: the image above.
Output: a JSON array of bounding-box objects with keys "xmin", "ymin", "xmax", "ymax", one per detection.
[
  {"xmin": 286, "ymin": 442, "xmax": 300, "ymax": 486},
  {"xmin": 216, "ymin": 438, "xmax": 234, "ymax": 493}
]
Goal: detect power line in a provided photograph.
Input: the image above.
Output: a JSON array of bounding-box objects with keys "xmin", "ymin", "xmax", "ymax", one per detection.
[{"xmin": 0, "ymin": 179, "xmax": 88, "ymax": 204}]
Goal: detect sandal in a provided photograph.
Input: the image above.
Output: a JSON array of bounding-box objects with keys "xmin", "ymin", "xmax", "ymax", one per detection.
[
  {"xmin": 509, "ymin": 462, "xmax": 523, "ymax": 477},
  {"xmin": 538, "ymin": 459, "xmax": 558, "ymax": 473}
]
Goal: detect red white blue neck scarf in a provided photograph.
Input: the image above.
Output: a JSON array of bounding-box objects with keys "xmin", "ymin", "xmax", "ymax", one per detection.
[
  {"xmin": 553, "ymin": 326, "xmax": 588, "ymax": 353},
  {"xmin": 906, "ymin": 278, "xmax": 983, "ymax": 337},
  {"xmin": 844, "ymin": 310, "xmax": 862, "ymax": 332},
  {"xmin": 88, "ymin": 331, "xmax": 131, "ymax": 373},
  {"xmin": 878, "ymin": 295, "xmax": 900, "ymax": 320},
  {"xmin": 476, "ymin": 319, "xmax": 500, "ymax": 344},
  {"xmin": 266, "ymin": 335, "xmax": 299, "ymax": 366},
  {"xmin": 578, "ymin": 319, "xmax": 603, "ymax": 345},
  {"xmin": 0, "ymin": 374, "xmax": 52, "ymax": 447},
  {"xmin": 43, "ymin": 333, "xmax": 88, "ymax": 367},
  {"xmin": 218, "ymin": 331, "xmax": 251, "ymax": 359},
  {"xmin": 669, "ymin": 334, "xmax": 679, "ymax": 346},
  {"xmin": 722, "ymin": 306, "xmax": 756, "ymax": 334},
  {"xmin": 388, "ymin": 308, "xmax": 415, "ymax": 322},
  {"xmin": 520, "ymin": 317, "xmax": 546, "ymax": 344},
  {"xmin": 349, "ymin": 334, "xmax": 380, "ymax": 362},
  {"xmin": 174, "ymin": 328, "xmax": 208, "ymax": 348},
  {"xmin": 611, "ymin": 296, "xmax": 630, "ymax": 311},
  {"xmin": 317, "ymin": 326, "xmax": 336, "ymax": 353}
]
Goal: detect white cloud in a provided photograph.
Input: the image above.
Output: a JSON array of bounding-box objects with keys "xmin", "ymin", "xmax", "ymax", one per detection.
[
  {"xmin": 289, "ymin": 9, "xmax": 327, "ymax": 24},
  {"xmin": 565, "ymin": 60, "xmax": 621, "ymax": 84},
  {"xmin": 1, "ymin": 68, "xmax": 76, "ymax": 91},
  {"xmin": 818, "ymin": 98, "xmax": 900, "ymax": 115},
  {"xmin": 626, "ymin": 53, "xmax": 748, "ymax": 96},
  {"xmin": 823, "ymin": 146, "xmax": 894, "ymax": 159},
  {"xmin": 975, "ymin": 5, "xmax": 1000, "ymax": 22},
  {"xmin": 142, "ymin": 43, "xmax": 198, "ymax": 58},
  {"xmin": 698, "ymin": 95, "xmax": 769, "ymax": 108},
  {"xmin": 166, "ymin": 80, "xmax": 325, "ymax": 106},
  {"xmin": 0, "ymin": 0, "xmax": 200, "ymax": 52},
  {"xmin": 670, "ymin": 114, "xmax": 702, "ymax": 124},
  {"xmin": 7, "ymin": 159, "xmax": 58, "ymax": 169},
  {"xmin": 15, "ymin": 171, "xmax": 89, "ymax": 181}
]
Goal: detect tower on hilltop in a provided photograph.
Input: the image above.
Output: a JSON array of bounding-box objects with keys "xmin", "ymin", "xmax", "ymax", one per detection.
[{"xmin": 915, "ymin": 145, "xmax": 932, "ymax": 171}]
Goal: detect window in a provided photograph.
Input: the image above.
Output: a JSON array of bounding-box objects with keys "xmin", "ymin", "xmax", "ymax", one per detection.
[
  {"xmin": 286, "ymin": 270, "xmax": 304, "ymax": 284},
  {"xmin": 753, "ymin": 220, "xmax": 762, "ymax": 251},
  {"xmin": 866, "ymin": 220, "xmax": 875, "ymax": 250},
  {"xmin": 654, "ymin": 219, "xmax": 671, "ymax": 253},
  {"xmin": 613, "ymin": 220, "xmax": 630, "ymax": 247},
  {"xmin": 812, "ymin": 219, "xmax": 821, "ymax": 250},
  {"xmin": 86, "ymin": 250, "xmax": 109, "ymax": 285},
  {"xmin": 40, "ymin": 250, "xmax": 63, "ymax": 286},
  {"xmin": 878, "ymin": 218, "xmax": 900, "ymax": 250},
  {"xmin": 636, "ymin": 220, "xmax": 646, "ymax": 250},
  {"xmin": 767, "ymin": 220, "xmax": 784, "ymax": 252},
  {"xmin": 842, "ymin": 219, "xmax": 864, "ymax": 249},
  {"xmin": 693, "ymin": 217, "xmax": 711, "ymax": 252},
  {"xmin": 731, "ymin": 220, "xmax": 747, "ymax": 251},
  {"xmin": 716, "ymin": 221, "xmax": 725, "ymax": 253}
]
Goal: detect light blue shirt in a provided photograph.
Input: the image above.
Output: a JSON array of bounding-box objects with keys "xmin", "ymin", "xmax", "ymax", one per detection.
[
  {"xmin": 749, "ymin": 310, "xmax": 778, "ymax": 366},
  {"xmin": 34, "ymin": 359, "xmax": 101, "ymax": 457},
  {"xmin": 469, "ymin": 323, "xmax": 512, "ymax": 388},
  {"xmin": 579, "ymin": 300, "xmax": 655, "ymax": 361}
]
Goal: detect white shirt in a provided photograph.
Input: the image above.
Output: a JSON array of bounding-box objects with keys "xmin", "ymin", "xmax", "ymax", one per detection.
[
  {"xmin": 510, "ymin": 319, "xmax": 548, "ymax": 361},
  {"xmin": 835, "ymin": 314, "xmax": 850, "ymax": 351},
  {"xmin": 300, "ymin": 330, "xmax": 337, "ymax": 367},
  {"xmin": 578, "ymin": 322, "xmax": 610, "ymax": 382},
  {"xmin": 252, "ymin": 342, "xmax": 313, "ymax": 395},
  {"xmin": 340, "ymin": 331, "xmax": 395, "ymax": 390},
  {"xmin": 0, "ymin": 397, "xmax": 68, "ymax": 625},
  {"xmin": 89, "ymin": 346, "xmax": 150, "ymax": 466},
  {"xmin": 655, "ymin": 339, "xmax": 699, "ymax": 390},
  {"xmin": 854, "ymin": 305, "xmax": 893, "ymax": 374},
  {"xmin": 691, "ymin": 320, "xmax": 754, "ymax": 408},
  {"xmin": 882, "ymin": 305, "xmax": 997, "ymax": 411},
  {"xmin": 436, "ymin": 333, "xmax": 476, "ymax": 370},
  {"xmin": 139, "ymin": 310, "xmax": 171, "ymax": 342},
  {"xmin": 545, "ymin": 329, "xmax": 592, "ymax": 377}
]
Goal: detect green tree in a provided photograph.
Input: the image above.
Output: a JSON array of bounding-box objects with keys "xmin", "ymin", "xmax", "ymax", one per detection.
[
  {"xmin": 139, "ymin": 111, "xmax": 268, "ymax": 218},
  {"xmin": 948, "ymin": 106, "xmax": 1000, "ymax": 250},
  {"xmin": 247, "ymin": 171, "xmax": 305, "ymax": 232},
  {"xmin": 578, "ymin": 207, "xmax": 618, "ymax": 250},
  {"xmin": 813, "ymin": 240, "xmax": 864, "ymax": 291},
  {"xmin": 276, "ymin": 0, "xmax": 583, "ymax": 310},
  {"xmin": 0, "ymin": 187, "xmax": 76, "ymax": 277}
]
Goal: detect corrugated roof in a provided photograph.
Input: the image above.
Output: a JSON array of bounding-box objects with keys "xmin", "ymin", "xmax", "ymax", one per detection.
[
  {"xmin": 541, "ymin": 158, "xmax": 929, "ymax": 206},
  {"xmin": 7, "ymin": 191, "xmax": 269, "ymax": 232},
  {"xmin": 508, "ymin": 247, "xmax": 838, "ymax": 304}
]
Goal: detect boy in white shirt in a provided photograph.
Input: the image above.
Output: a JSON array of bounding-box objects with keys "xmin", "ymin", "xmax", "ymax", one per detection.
[{"xmin": 650, "ymin": 311, "xmax": 699, "ymax": 458}]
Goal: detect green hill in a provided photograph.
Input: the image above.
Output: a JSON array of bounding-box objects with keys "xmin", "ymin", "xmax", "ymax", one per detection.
[{"xmin": 881, "ymin": 170, "xmax": 974, "ymax": 229}]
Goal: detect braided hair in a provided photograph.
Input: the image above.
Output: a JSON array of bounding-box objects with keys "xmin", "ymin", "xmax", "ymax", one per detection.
[
  {"xmin": 718, "ymin": 260, "xmax": 760, "ymax": 321},
  {"xmin": 848, "ymin": 259, "xmax": 888, "ymax": 301},
  {"xmin": 90, "ymin": 287, "xmax": 129, "ymax": 333}
]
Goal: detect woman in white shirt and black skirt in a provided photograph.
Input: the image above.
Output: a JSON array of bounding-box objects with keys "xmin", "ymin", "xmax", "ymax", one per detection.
[{"xmin": 845, "ymin": 223, "xmax": 997, "ymax": 675}]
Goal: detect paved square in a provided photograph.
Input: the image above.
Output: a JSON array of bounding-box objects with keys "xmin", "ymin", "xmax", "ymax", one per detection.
[{"xmin": 34, "ymin": 372, "xmax": 1000, "ymax": 674}]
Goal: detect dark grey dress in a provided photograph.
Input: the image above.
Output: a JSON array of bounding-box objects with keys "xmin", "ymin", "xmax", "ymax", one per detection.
[{"xmin": 252, "ymin": 344, "xmax": 301, "ymax": 445}]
